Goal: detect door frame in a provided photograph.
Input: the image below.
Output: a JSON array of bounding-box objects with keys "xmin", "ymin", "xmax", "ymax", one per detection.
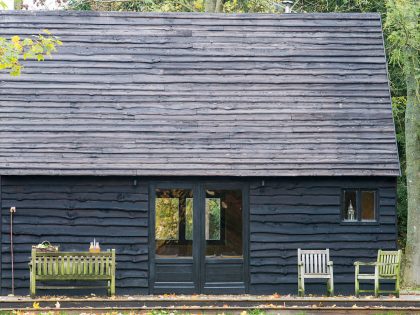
[{"xmin": 148, "ymin": 179, "xmax": 249, "ymax": 294}]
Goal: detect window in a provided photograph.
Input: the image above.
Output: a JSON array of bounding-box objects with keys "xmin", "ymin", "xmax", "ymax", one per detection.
[
  {"xmin": 155, "ymin": 189, "xmax": 193, "ymax": 257},
  {"xmin": 205, "ymin": 189, "xmax": 243, "ymax": 257},
  {"xmin": 342, "ymin": 189, "xmax": 377, "ymax": 222}
]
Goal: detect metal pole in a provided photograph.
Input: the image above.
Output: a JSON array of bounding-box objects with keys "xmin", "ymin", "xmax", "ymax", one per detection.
[{"xmin": 10, "ymin": 207, "xmax": 16, "ymax": 296}]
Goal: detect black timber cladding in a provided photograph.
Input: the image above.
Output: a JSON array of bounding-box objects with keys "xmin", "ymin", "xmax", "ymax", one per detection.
[
  {"xmin": 0, "ymin": 11, "xmax": 399, "ymax": 176},
  {"xmin": 1, "ymin": 176, "xmax": 149, "ymax": 295},
  {"xmin": 248, "ymin": 176, "xmax": 397, "ymax": 294},
  {"xmin": 0, "ymin": 176, "xmax": 397, "ymax": 295}
]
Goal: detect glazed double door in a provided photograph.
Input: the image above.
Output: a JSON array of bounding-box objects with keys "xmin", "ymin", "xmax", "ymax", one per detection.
[{"xmin": 150, "ymin": 183, "xmax": 247, "ymax": 294}]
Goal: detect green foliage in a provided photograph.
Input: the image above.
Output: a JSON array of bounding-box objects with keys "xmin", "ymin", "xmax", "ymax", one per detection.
[
  {"xmin": 0, "ymin": 30, "xmax": 62, "ymax": 76},
  {"xmin": 223, "ymin": 0, "xmax": 276, "ymax": 13},
  {"xmin": 385, "ymin": 0, "xmax": 420, "ymax": 96},
  {"xmin": 393, "ymin": 97, "xmax": 407, "ymax": 168},
  {"xmin": 155, "ymin": 197, "xmax": 180, "ymax": 240},
  {"xmin": 392, "ymin": 97, "xmax": 408, "ymax": 247},
  {"xmin": 385, "ymin": 0, "xmax": 420, "ymax": 69},
  {"xmin": 206, "ymin": 198, "xmax": 221, "ymax": 240},
  {"xmin": 68, "ymin": 0, "xmax": 203, "ymax": 12},
  {"xmin": 292, "ymin": 0, "xmax": 386, "ymax": 13}
]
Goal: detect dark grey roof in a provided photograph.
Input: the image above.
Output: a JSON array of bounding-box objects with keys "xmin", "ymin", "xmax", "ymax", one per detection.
[{"xmin": 0, "ymin": 11, "xmax": 399, "ymax": 176}]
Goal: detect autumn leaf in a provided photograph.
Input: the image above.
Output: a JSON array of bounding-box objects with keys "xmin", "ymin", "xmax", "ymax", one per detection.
[{"xmin": 32, "ymin": 301, "xmax": 40, "ymax": 309}]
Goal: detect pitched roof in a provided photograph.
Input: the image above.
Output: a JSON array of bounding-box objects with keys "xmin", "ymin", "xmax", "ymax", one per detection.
[{"xmin": 0, "ymin": 11, "xmax": 399, "ymax": 176}]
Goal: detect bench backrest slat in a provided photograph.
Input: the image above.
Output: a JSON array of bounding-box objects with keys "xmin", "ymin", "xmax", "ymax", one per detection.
[
  {"xmin": 298, "ymin": 249, "xmax": 330, "ymax": 275},
  {"xmin": 377, "ymin": 250, "xmax": 401, "ymax": 277}
]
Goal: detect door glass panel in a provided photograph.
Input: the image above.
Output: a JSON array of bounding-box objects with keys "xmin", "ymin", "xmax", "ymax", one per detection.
[
  {"xmin": 185, "ymin": 198, "xmax": 193, "ymax": 240},
  {"xmin": 206, "ymin": 198, "xmax": 221, "ymax": 240},
  {"xmin": 205, "ymin": 189, "xmax": 242, "ymax": 258},
  {"xmin": 155, "ymin": 189, "xmax": 193, "ymax": 257}
]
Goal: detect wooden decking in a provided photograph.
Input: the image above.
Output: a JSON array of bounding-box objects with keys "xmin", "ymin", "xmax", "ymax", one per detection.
[{"xmin": 1, "ymin": 294, "xmax": 419, "ymax": 314}]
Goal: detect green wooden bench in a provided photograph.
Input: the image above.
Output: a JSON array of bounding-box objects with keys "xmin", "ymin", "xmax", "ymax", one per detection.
[
  {"xmin": 29, "ymin": 249, "xmax": 116, "ymax": 297},
  {"xmin": 354, "ymin": 249, "xmax": 402, "ymax": 297}
]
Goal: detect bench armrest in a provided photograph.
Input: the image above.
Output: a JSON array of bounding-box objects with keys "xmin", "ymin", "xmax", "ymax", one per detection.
[
  {"xmin": 298, "ymin": 261, "xmax": 304, "ymax": 266},
  {"xmin": 354, "ymin": 261, "xmax": 399, "ymax": 266},
  {"xmin": 327, "ymin": 261, "xmax": 333, "ymax": 266},
  {"xmin": 354, "ymin": 261, "xmax": 375, "ymax": 266}
]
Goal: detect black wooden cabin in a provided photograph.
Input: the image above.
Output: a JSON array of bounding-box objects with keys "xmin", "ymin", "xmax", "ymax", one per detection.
[{"xmin": 0, "ymin": 11, "xmax": 399, "ymax": 295}]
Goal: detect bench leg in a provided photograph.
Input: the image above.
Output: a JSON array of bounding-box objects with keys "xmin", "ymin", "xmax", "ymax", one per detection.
[
  {"xmin": 328, "ymin": 267, "xmax": 334, "ymax": 297},
  {"xmin": 110, "ymin": 276, "xmax": 115, "ymax": 296},
  {"xmin": 327, "ymin": 277, "xmax": 334, "ymax": 297},
  {"xmin": 298, "ymin": 277, "xmax": 305, "ymax": 297},
  {"xmin": 355, "ymin": 266, "xmax": 359, "ymax": 297},
  {"xmin": 374, "ymin": 277, "xmax": 379, "ymax": 297},
  {"xmin": 29, "ymin": 266, "xmax": 36, "ymax": 298},
  {"xmin": 30, "ymin": 274, "xmax": 36, "ymax": 298}
]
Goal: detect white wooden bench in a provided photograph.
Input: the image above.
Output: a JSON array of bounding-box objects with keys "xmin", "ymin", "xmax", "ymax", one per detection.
[{"xmin": 297, "ymin": 248, "xmax": 334, "ymax": 296}]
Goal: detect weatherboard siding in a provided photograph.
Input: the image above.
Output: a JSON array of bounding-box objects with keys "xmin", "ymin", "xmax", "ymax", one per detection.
[
  {"xmin": 249, "ymin": 177, "xmax": 397, "ymax": 294},
  {"xmin": 0, "ymin": 176, "xmax": 396, "ymax": 295},
  {"xmin": 0, "ymin": 11, "xmax": 399, "ymax": 177},
  {"xmin": 0, "ymin": 176, "xmax": 149, "ymax": 295}
]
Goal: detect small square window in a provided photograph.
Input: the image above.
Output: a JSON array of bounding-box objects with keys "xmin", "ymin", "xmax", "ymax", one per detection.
[{"xmin": 341, "ymin": 189, "xmax": 377, "ymax": 223}]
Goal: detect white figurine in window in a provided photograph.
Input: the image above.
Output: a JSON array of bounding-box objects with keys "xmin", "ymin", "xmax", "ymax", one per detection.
[{"xmin": 347, "ymin": 201, "xmax": 355, "ymax": 221}]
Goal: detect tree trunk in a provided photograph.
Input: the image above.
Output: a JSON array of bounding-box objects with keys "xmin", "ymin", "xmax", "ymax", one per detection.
[
  {"xmin": 205, "ymin": 0, "xmax": 223, "ymax": 12},
  {"xmin": 403, "ymin": 48, "xmax": 420, "ymax": 287},
  {"xmin": 204, "ymin": 0, "xmax": 216, "ymax": 12}
]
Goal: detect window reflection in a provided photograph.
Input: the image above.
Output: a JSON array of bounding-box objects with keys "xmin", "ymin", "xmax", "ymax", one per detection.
[
  {"xmin": 206, "ymin": 198, "xmax": 221, "ymax": 240},
  {"xmin": 155, "ymin": 189, "xmax": 193, "ymax": 257},
  {"xmin": 185, "ymin": 198, "xmax": 193, "ymax": 240},
  {"xmin": 155, "ymin": 198, "xmax": 179, "ymax": 240},
  {"xmin": 205, "ymin": 190, "xmax": 242, "ymax": 258}
]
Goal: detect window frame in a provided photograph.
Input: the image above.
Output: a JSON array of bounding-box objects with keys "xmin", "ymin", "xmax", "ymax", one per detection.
[{"xmin": 340, "ymin": 188, "xmax": 379, "ymax": 225}]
